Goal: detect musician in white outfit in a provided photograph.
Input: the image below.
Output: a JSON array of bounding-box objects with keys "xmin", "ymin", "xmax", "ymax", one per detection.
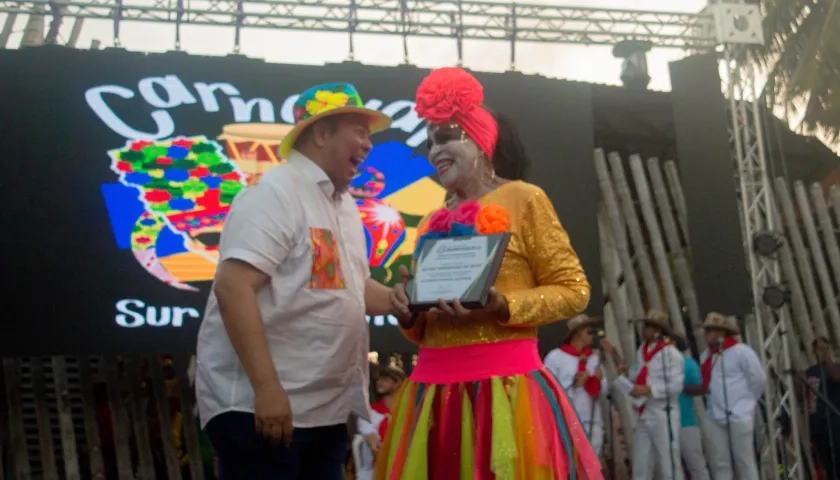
[
  {"xmin": 544, "ymin": 314, "xmax": 609, "ymax": 456},
  {"xmin": 699, "ymin": 313, "xmax": 765, "ymax": 480},
  {"xmin": 619, "ymin": 310, "xmax": 685, "ymax": 480}
]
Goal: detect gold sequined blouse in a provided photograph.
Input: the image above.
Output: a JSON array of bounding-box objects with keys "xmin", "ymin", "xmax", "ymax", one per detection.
[{"xmin": 401, "ymin": 180, "xmax": 591, "ymax": 348}]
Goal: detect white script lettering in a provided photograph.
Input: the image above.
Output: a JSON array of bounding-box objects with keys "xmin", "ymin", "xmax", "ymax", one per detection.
[
  {"xmin": 137, "ymin": 75, "xmax": 198, "ymax": 108},
  {"xmin": 115, "ymin": 298, "xmax": 393, "ymax": 328},
  {"xmin": 115, "ymin": 298, "xmax": 201, "ymax": 328},
  {"xmin": 85, "ymin": 74, "xmax": 428, "ymax": 146},
  {"xmin": 194, "ymin": 81, "xmax": 240, "ymax": 112}
]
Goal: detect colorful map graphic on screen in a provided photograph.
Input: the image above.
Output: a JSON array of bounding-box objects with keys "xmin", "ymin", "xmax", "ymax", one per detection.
[{"xmin": 100, "ymin": 124, "xmax": 445, "ymax": 291}]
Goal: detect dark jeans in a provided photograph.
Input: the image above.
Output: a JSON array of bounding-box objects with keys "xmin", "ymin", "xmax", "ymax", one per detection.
[
  {"xmin": 205, "ymin": 411, "xmax": 347, "ymax": 480},
  {"xmin": 814, "ymin": 429, "xmax": 840, "ymax": 480}
]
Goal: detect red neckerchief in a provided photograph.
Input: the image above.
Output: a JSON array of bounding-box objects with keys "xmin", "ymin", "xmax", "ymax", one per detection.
[
  {"xmin": 560, "ymin": 344, "xmax": 602, "ymax": 398},
  {"xmin": 370, "ymin": 398, "xmax": 391, "ymax": 440},
  {"xmin": 701, "ymin": 337, "xmax": 739, "ymax": 390},
  {"xmin": 634, "ymin": 340, "xmax": 668, "ymax": 414}
]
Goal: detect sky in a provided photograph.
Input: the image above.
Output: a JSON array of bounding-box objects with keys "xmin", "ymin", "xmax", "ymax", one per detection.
[{"xmin": 0, "ymin": 0, "xmax": 708, "ymax": 91}]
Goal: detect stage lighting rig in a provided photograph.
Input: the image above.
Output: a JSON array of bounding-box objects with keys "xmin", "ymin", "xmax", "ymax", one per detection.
[
  {"xmin": 752, "ymin": 231, "xmax": 784, "ymax": 257},
  {"xmin": 762, "ymin": 285, "xmax": 791, "ymax": 309}
]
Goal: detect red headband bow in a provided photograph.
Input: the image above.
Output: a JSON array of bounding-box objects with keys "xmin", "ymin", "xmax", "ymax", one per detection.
[{"xmin": 414, "ymin": 67, "xmax": 498, "ymax": 159}]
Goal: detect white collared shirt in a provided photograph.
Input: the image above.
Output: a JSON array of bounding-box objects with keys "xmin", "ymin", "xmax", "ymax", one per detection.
[
  {"xmin": 544, "ymin": 348, "xmax": 609, "ymax": 426},
  {"xmin": 632, "ymin": 343, "xmax": 685, "ymax": 412},
  {"xmin": 700, "ymin": 343, "xmax": 766, "ymax": 423},
  {"xmin": 196, "ymin": 150, "xmax": 372, "ymax": 429}
]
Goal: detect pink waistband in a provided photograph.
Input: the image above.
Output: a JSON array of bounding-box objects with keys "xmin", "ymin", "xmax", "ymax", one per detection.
[{"xmin": 410, "ymin": 338, "xmax": 542, "ymax": 384}]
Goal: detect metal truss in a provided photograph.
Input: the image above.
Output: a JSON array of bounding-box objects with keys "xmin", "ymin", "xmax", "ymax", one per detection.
[
  {"xmin": 724, "ymin": 42, "xmax": 804, "ymax": 479},
  {"xmin": 0, "ymin": 0, "xmax": 715, "ymax": 51}
]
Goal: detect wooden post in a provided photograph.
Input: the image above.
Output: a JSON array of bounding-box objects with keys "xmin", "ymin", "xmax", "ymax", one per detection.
[
  {"xmin": 629, "ymin": 155, "xmax": 684, "ymax": 337},
  {"xmin": 776, "ymin": 242, "xmax": 817, "ymax": 365},
  {"xmin": 598, "ymin": 205, "xmax": 635, "ymax": 359},
  {"xmin": 150, "ymin": 357, "xmax": 185, "ymax": 479},
  {"xmin": 608, "ymin": 152, "xmax": 662, "ymax": 313},
  {"xmin": 78, "ymin": 357, "xmax": 106, "ymax": 479},
  {"xmin": 31, "ymin": 357, "xmax": 59, "ymax": 480},
  {"xmin": 663, "ymin": 162, "xmax": 690, "ymax": 242},
  {"xmin": 51, "ymin": 357, "xmax": 81, "ymax": 480},
  {"xmin": 810, "ymin": 184, "xmax": 840, "ymax": 291},
  {"xmin": 3, "ymin": 358, "xmax": 31, "ymax": 479},
  {"xmin": 649, "ymin": 158, "xmax": 704, "ymax": 351},
  {"xmin": 105, "ymin": 358, "xmax": 135, "ymax": 480},
  {"xmin": 794, "ymin": 181, "xmax": 840, "ymax": 341},
  {"xmin": 176, "ymin": 355, "xmax": 206, "ymax": 480},
  {"xmin": 775, "ymin": 179, "xmax": 831, "ymax": 338},
  {"xmin": 594, "ymin": 149, "xmax": 645, "ymax": 320},
  {"xmin": 125, "ymin": 358, "xmax": 155, "ymax": 479}
]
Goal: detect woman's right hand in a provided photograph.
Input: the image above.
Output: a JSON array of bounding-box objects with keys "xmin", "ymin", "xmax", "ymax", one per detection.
[{"xmin": 390, "ymin": 265, "xmax": 413, "ymax": 326}]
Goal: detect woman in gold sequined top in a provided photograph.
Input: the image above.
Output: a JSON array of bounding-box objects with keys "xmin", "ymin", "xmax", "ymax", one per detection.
[{"xmin": 374, "ymin": 67, "xmax": 603, "ymax": 480}]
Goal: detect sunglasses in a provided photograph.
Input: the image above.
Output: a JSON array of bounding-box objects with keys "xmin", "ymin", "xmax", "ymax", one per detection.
[{"xmin": 424, "ymin": 124, "xmax": 469, "ymax": 151}]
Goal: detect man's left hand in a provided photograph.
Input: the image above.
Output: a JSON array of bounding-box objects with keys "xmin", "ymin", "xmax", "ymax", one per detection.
[
  {"xmin": 432, "ymin": 287, "xmax": 509, "ymax": 321},
  {"xmin": 630, "ymin": 385, "xmax": 650, "ymax": 398}
]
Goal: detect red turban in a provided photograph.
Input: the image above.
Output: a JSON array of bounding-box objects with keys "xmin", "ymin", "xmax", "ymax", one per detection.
[{"xmin": 414, "ymin": 67, "xmax": 498, "ymax": 159}]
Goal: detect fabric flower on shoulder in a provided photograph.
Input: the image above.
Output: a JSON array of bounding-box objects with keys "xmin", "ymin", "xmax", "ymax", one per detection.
[
  {"xmin": 453, "ymin": 200, "xmax": 481, "ymax": 225},
  {"xmin": 450, "ymin": 200, "xmax": 481, "ymax": 236},
  {"xmin": 427, "ymin": 207, "xmax": 453, "ymax": 234},
  {"xmin": 475, "ymin": 203, "xmax": 510, "ymax": 234},
  {"xmin": 414, "ymin": 207, "xmax": 451, "ymax": 258}
]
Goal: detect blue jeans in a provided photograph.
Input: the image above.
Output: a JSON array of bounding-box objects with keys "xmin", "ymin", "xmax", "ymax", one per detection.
[{"xmin": 205, "ymin": 411, "xmax": 347, "ymax": 479}]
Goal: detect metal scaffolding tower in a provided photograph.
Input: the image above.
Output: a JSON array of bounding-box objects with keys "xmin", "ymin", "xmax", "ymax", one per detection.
[
  {"xmin": 721, "ymin": 31, "xmax": 805, "ymax": 480},
  {"xmin": 0, "ymin": 0, "xmax": 805, "ymax": 477}
]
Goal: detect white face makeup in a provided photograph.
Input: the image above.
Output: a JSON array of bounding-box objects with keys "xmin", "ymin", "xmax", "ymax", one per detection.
[{"xmin": 426, "ymin": 123, "xmax": 483, "ymax": 189}]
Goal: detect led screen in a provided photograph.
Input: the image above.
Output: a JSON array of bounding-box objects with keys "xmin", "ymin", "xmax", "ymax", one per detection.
[{"xmin": 0, "ymin": 48, "xmax": 600, "ymax": 355}]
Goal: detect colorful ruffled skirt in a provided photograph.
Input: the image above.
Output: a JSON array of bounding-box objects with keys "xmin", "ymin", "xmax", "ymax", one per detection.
[{"xmin": 373, "ymin": 338, "xmax": 603, "ymax": 480}]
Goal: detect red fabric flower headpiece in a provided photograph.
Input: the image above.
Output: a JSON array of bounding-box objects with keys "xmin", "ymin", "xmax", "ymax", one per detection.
[{"xmin": 414, "ymin": 67, "xmax": 499, "ymax": 159}]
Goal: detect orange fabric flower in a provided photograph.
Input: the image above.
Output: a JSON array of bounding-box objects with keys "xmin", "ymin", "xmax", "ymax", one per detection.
[{"xmin": 475, "ymin": 203, "xmax": 510, "ymax": 234}]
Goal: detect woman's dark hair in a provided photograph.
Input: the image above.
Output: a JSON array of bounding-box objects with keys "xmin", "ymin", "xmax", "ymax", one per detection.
[{"xmin": 488, "ymin": 108, "xmax": 530, "ymax": 181}]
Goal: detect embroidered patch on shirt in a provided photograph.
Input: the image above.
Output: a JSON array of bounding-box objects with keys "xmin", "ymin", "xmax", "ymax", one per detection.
[{"xmin": 309, "ymin": 227, "xmax": 347, "ymax": 289}]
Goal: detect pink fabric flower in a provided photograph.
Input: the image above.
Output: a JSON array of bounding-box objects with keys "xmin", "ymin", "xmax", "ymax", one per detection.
[
  {"xmin": 427, "ymin": 207, "xmax": 453, "ymax": 234},
  {"xmin": 453, "ymin": 200, "xmax": 482, "ymax": 226}
]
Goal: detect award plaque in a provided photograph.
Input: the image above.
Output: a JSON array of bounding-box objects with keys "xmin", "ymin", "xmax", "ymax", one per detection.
[{"xmin": 406, "ymin": 233, "xmax": 511, "ymax": 312}]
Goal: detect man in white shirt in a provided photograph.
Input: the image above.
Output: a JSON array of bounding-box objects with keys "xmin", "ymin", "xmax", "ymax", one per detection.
[
  {"xmin": 620, "ymin": 310, "xmax": 685, "ymax": 480},
  {"xmin": 195, "ymin": 82, "xmax": 397, "ymax": 479},
  {"xmin": 699, "ymin": 312, "xmax": 766, "ymax": 480},
  {"xmin": 544, "ymin": 314, "xmax": 609, "ymax": 456}
]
